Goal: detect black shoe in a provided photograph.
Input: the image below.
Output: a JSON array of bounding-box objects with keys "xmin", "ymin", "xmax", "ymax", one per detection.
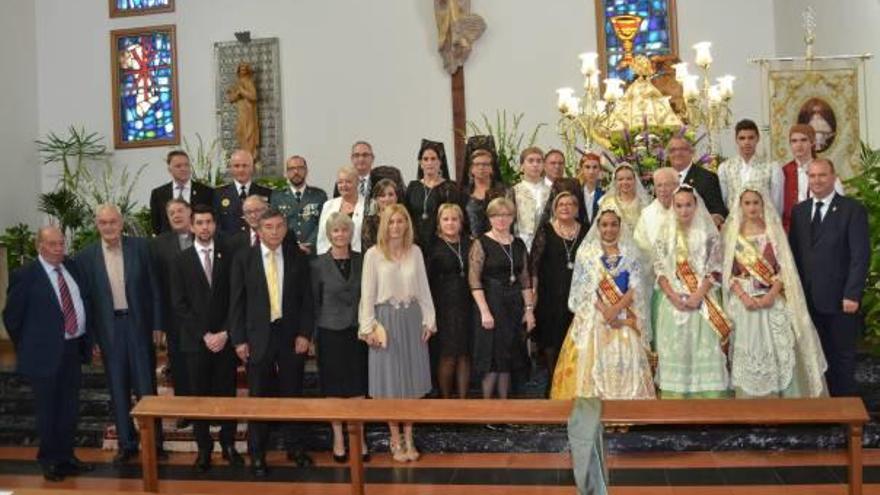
[
  {"xmin": 221, "ymin": 445, "xmax": 244, "ymax": 466},
  {"xmin": 332, "ymin": 451, "xmax": 348, "ymax": 464},
  {"xmin": 176, "ymin": 419, "xmax": 192, "ymax": 429},
  {"xmin": 112, "ymin": 449, "xmax": 137, "ymax": 466},
  {"xmin": 362, "ymin": 451, "xmax": 371, "ymax": 463},
  {"xmin": 194, "ymin": 450, "xmax": 211, "ymax": 472},
  {"xmin": 42, "ymin": 463, "xmax": 65, "ymax": 482},
  {"xmin": 156, "ymin": 448, "xmax": 169, "ymax": 461},
  {"xmin": 251, "ymin": 457, "xmax": 268, "ymax": 477},
  {"xmin": 290, "ymin": 450, "xmax": 313, "ymax": 468},
  {"xmin": 59, "ymin": 457, "xmax": 95, "ymax": 476}
]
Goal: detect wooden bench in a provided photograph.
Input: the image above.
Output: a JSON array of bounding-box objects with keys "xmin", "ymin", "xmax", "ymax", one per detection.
[{"xmin": 131, "ymin": 396, "xmax": 868, "ymax": 495}]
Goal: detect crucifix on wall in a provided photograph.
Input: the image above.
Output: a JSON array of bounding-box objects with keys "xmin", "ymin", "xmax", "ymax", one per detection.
[{"xmin": 434, "ymin": 0, "xmax": 486, "ymax": 180}]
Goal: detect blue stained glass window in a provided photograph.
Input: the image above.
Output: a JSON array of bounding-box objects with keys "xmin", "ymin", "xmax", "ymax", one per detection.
[
  {"xmin": 115, "ymin": 0, "xmax": 170, "ymax": 10},
  {"xmin": 601, "ymin": 0, "xmax": 675, "ymax": 82},
  {"xmin": 115, "ymin": 30, "xmax": 176, "ymax": 145}
]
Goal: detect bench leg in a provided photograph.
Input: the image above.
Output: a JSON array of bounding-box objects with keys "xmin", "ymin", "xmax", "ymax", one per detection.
[
  {"xmin": 347, "ymin": 421, "xmax": 365, "ymax": 495},
  {"xmin": 138, "ymin": 417, "xmax": 158, "ymax": 492},
  {"xmin": 848, "ymin": 423, "xmax": 863, "ymax": 495}
]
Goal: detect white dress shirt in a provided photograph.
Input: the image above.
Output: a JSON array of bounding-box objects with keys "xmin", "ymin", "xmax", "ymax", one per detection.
[
  {"xmin": 173, "ymin": 180, "xmax": 192, "ymax": 203},
  {"xmin": 233, "ymin": 179, "xmax": 253, "ymax": 197},
  {"xmin": 196, "ymin": 240, "xmax": 215, "ymax": 277},
  {"xmin": 811, "ymin": 191, "xmax": 836, "ymax": 222},
  {"xmin": 39, "ymin": 255, "xmax": 86, "ymax": 339}
]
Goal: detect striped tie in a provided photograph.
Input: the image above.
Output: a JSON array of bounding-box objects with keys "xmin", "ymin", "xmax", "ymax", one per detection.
[{"xmin": 55, "ymin": 267, "xmax": 78, "ymax": 336}]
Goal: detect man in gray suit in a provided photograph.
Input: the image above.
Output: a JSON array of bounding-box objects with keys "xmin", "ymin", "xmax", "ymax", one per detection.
[
  {"xmin": 75, "ymin": 204, "xmax": 165, "ymax": 464},
  {"xmin": 271, "ymin": 155, "xmax": 327, "ymax": 256}
]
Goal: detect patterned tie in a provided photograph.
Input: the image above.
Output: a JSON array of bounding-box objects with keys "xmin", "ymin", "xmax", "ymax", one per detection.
[
  {"xmin": 239, "ymin": 185, "xmax": 247, "ymax": 201},
  {"xmin": 294, "ymin": 190, "xmax": 303, "ymax": 202},
  {"xmin": 359, "ymin": 178, "xmax": 368, "ymax": 197},
  {"xmin": 202, "ymin": 248, "xmax": 213, "ymax": 286},
  {"xmin": 266, "ymin": 250, "xmax": 282, "ymax": 321},
  {"xmin": 55, "ymin": 267, "xmax": 78, "ymax": 336},
  {"xmin": 811, "ymin": 201, "xmax": 824, "ymax": 244}
]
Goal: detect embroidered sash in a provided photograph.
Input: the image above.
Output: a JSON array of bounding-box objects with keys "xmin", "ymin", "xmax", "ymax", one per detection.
[
  {"xmin": 597, "ymin": 268, "xmax": 639, "ymax": 335},
  {"xmin": 734, "ymin": 235, "xmax": 778, "ymax": 287},
  {"xmin": 674, "ymin": 230, "xmax": 733, "ymax": 344}
]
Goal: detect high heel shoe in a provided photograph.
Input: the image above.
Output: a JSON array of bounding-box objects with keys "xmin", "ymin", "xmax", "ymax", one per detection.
[
  {"xmin": 404, "ymin": 440, "xmax": 420, "ymax": 462},
  {"xmin": 390, "ymin": 443, "xmax": 409, "ymax": 463},
  {"xmin": 332, "ymin": 450, "xmax": 349, "ymax": 464}
]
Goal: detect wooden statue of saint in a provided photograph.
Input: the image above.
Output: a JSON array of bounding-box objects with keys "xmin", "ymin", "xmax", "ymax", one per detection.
[
  {"xmin": 434, "ymin": 0, "xmax": 486, "ymax": 74},
  {"xmin": 226, "ymin": 62, "xmax": 260, "ymax": 161}
]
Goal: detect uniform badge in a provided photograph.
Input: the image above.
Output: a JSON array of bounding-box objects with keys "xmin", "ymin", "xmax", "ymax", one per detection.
[{"xmin": 221, "ymin": 198, "xmax": 231, "ymax": 208}]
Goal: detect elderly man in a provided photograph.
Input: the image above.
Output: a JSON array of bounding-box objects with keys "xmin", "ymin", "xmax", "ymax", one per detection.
[
  {"xmin": 213, "ymin": 149, "xmax": 272, "ymax": 234},
  {"xmin": 4, "ymin": 226, "xmax": 94, "ymax": 481},
  {"xmin": 634, "ymin": 167, "xmax": 678, "ymax": 340},
  {"xmin": 789, "ymin": 159, "xmax": 869, "ymax": 396},
  {"xmin": 271, "ymin": 155, "xmax": 327, "ymax": 255},
  {"xmin": 75, "ymin": 204, "xmax": 165, "ymax": 464},
  {"xmin": 228, "ymin": 194, "xmax": 269, "ymax": 255},
  {"xmin": 666, "ymin": 136, "xmax": 727, "ymax": 224},
  {"xmin": 149, "ymin": 150, "xmax": 213, "ymax": 235},
  {"xmin": 149, "ymin": 199, "xmax": 193, "ymax": 413},
  {"xmin": 334, "ymin": 140, "xmax": 375, "ymax": 198},
  {"xmin": 229, "ymin": 208, "xmax": 314, "ymax": 476}
]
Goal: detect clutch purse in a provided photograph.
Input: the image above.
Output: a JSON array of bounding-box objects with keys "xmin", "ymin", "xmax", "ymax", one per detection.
[{"xmin": 360, "ymin": 321, "xmax": 388, "ymax": 348}]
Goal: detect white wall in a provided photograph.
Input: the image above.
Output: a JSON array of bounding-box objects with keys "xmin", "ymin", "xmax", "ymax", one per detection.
[
  {"xmin": 23, "ymin": 0, "xmax": 778, "ymax": 220},
  {"xmin": 0, "ymin": 0, "xmax": 39, "ymax": 229},
  {"xmin": 773, "ymin": 0, "xmax": 879, "ymax": 147}
]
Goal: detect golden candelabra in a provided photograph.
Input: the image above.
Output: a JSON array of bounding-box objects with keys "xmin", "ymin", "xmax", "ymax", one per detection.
[{"xmin": 672, "ymin": 41, "xmax": 736, "ymax": 160}]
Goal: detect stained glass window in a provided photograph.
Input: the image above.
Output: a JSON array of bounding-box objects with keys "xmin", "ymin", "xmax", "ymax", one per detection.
[
  {"xmin": 111, "ymin": 25, "xmax": 179, "ymax": 148},
  {"xmin": 597, "ymin": 0, "xmax": 678, "ymax": 82},
  {"xmin": 109, "ymin": 0, "xmax": 174, "ymax": 18}
]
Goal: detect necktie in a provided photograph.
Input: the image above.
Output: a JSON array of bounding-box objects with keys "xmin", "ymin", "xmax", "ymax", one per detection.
[
  {"xmin": 266, "ymin": 250, "xmax": 281, "ymax": 321},
  {"xmin": 359, "ymin": 178, "xmax": 368, "ymax": 197},
  {"xmin": 55, "ymin": 267, "xmax": 78, "ymax": 336},
  {"xmin": 202, "ymin": 248, "xmax": 213, "ymax": 286},
  {"xmin": 239, "ymin": 185, "xmax": 247, "ymax": 201},
  {"xmin": 176, "ymin": 184, "xmax": 184, "ymax": 200},
  {"xmin": 811, "ymin": 201, "xmax": 824, "ymax": 244},
  {"xmin": 252, "ymin": 231, "xmax": 260, "ymax": 247},
  {"xmin": 294, "ymin": 190, "xmax": 302, "ymax": 202}
]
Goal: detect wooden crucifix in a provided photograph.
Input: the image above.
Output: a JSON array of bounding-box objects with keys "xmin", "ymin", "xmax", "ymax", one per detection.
[{"xmin": 434, "ymin": 0, "xmax": 486, "ymax": 180}]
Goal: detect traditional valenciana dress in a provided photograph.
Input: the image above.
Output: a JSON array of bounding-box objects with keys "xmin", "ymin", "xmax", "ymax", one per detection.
[
  {"xmin": 550, "ymin": 231, "xmax": 655, "ymax": 400},
  {"xmin": 653, "ymin": 190, "xmax": 732, "ymax": 398},
  {"xmin": 633, "ymin": 199, "xmax": 673, "ymax": 344},
  {"xmin": 721, "ymin": 188, "xmax": 828, "ymax": 398}
]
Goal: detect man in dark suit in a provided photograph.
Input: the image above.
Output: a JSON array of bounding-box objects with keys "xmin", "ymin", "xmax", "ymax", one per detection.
[
  {"xmin": 578, "ymin": 152, "xmax": 604, "ymax": 227},
  {"xmin": 271, "ymin": 155, "xmax": 327, "ymax": 256},
  {"xmin": 229, "ymin": 208, "xmax": 314, "ymax": 476},
  {"xmin": 3, "ymin": 226, "xmax": 95, "ymax": 481},
  {"xmin": 170, "ymin": 204, "xmax": 244, "ymax": 471},
  {"xmin": 74, "ymin": 204, "xmax": 165, "ymax": 464},
  {"xmin": 149, "ymin": 198, "xmax": 193, "ymax": 420},
  {"xmin": 333, "ymin": 140, "xmax": 375, "ymax": 198},
  {"xmin": 667, "ymin": 136, "xmax": 728, "ymax": 224},
  {"xmin": 149, "ymin": 150, "xmax": 213, "ymax": 236},
  {"xmin": 789, "ymin": 158, "xmax": 870, "ymax": 396},
  {"xmin": 213, "ymin": 149, "xmax": 272, "ymax": 234},
  {"xmin": 227, "ymin": 194, "xmax": 269, "ymax": 256}
]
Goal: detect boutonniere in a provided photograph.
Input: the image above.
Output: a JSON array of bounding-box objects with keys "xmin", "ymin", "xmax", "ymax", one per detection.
[{"xmin": 221, "ymin": 198, "xmax": 231, "ymax": 208}]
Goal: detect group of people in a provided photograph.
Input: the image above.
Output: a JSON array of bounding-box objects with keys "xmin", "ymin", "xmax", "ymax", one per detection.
[{"xmin": 2, "ymin": 119, "xmax": 869, "ymax": 481}]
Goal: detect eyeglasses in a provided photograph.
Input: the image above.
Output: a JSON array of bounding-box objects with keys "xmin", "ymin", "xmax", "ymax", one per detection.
[{"xmin": 351, "ymin": 153, "xmax": 373, "ymax": 159}]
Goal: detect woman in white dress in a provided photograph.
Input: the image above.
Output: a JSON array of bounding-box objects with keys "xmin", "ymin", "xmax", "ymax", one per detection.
[
  {"xmin": 721, "ymin": 187, "xmax": 827, "ymax": 398},
  {"xmin": 597, "ymin": 162, "xmax": 651, "ymax": 231}
]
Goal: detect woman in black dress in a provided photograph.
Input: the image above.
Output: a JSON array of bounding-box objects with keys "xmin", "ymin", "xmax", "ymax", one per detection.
[
  {"xmin": 426, "ymin": 203, "xmax": 472, "ymax": 398},
  {"xmin": 530, "ymin": 191, "xmax": 587, "ymax": 395},
  {"xmin": 310, "ymin": 212, "xmax": 368, "ymax": 462},
  {"xmin": 405, "ymin": 139, "xmax": 462, "ymax": 246},
  {"xmin": 469, "ymin": 197, "xmax": 536, "ymax": 399},
  {"xmin": 361, "ymin": 178, "xmax": 400, "ymax": 252},
  {"xmin": 459, "ymin": 136, "xmax": 509, "ymax": 239}
]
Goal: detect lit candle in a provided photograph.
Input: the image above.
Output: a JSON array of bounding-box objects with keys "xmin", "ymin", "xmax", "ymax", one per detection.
[
  {"xmin": 567, "ymin": 96, "xmax": 581, "ymax": 116},
  {"xmin": 682, "ymin": 75, "xmax": 699, "ymax": 99},
  {"xmin": 708, "ymin": 84, "xmax": 722, "ymax": 104},
  {"xmin": 579, "ymin": 52, "xmax": 599, "ymax": 75},
  {"xmin": 584, "ymin": 72, "xmax": 600, "ymax": 90},
  {"xmin": 595, "ymin": 100, "xmax": 608, "ymax": 114},
  {"xmin": 603, "ymin": 78, "xmax": 625, "ymax": 102},
  {"xmin": 557, "ymin": 87, "xmax": 575, "ymax": 111},
  {"xmin": 671, "ymin": 62, "xmax": 689, "ymax": 82},
  {"xmin": 716, "ymin": 75, "xmax": 735, "ymax": 98},
  {"xmin": 693, "ymin": 41, "xmax": 713, "ymax": 68}
]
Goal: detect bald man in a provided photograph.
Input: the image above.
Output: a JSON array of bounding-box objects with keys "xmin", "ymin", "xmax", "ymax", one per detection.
[
  {"xmin": 213, "ymin": 149, "xmax": 273, "ymax": 234},
  {"xmin": 4, "ymin": 226, "xmax": 94, "ymax": 481}
]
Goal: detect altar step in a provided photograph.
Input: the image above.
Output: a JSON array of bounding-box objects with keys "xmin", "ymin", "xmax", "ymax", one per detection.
[{"xmin": 1, "ymin": 354, "xmax": 879, "ymax": 455}]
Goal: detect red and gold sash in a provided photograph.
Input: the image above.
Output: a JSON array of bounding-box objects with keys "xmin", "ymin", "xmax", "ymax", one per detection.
[
  {"xmin": 734, "ymin": 235, "xmax": 778, "ymax": 287},
  {"xmin": 597, "ymin": 269, "xmax": 639, "ymax": 335},
  {"xmin": 674, "ymin": 230, "xmax": 733, "ymax": 344}
]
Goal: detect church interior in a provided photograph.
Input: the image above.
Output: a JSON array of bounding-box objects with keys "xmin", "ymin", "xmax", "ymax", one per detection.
[{"xmin": 1, "ymin": 0, "xmax": 880, "ymax": 494}]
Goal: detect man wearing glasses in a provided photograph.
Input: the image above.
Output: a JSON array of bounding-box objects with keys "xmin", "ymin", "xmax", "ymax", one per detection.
[
  {"xmin": 666, "ymin": 136, "xmax": 727, "ymax": 226},
  {"xmin": 335, "ymin": 140, "xmax": 375, "ymax": 198}
]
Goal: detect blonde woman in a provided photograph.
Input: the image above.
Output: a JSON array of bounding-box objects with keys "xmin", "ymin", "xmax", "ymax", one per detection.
[
  {"xmin": 317, "ymin": 166, "xmax": 367, "ymax": 254},
  {"xmin": 359, "ymin": 204, "xmax": 435, "ymax": 462}
]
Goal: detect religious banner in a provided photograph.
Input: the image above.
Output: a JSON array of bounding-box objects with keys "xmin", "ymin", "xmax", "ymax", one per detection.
[
  {"xmin": 766, "ymin": 61, "xmax": 861, "ymax": 179},
  {"xmin": 594, "ymin": 0, "xmax": 678, "ymax": 84},
  {"xmin": 214, "ymin": 38, "xmax": 284, "ymax": 176},
  {"xmin": 110, "ymin": 24, "xmax": 180, "ymax": 149},
  {"xmin": 109, "ymin": 0, "xmax": 174, "ymax": 18}
]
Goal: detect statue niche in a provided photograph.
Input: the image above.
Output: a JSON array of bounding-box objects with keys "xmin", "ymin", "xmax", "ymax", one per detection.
[{"xmin": 226, "ymin": 62, "xmax": 260, "ymax": 161}]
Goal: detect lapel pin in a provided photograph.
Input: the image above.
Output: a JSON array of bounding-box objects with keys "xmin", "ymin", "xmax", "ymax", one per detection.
[{"xmin": 832, "ymin": 206, "xmax": 837, "ymax": 212}]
